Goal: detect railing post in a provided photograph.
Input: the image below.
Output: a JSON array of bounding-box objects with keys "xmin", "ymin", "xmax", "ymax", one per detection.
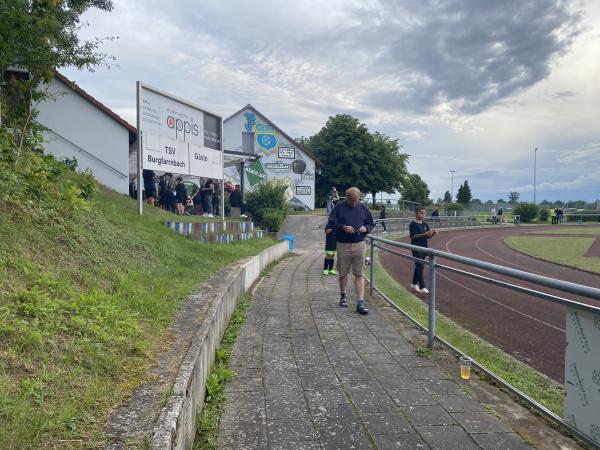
[
  {"xmin": 427, "ymin": 255, "xmax": 437, "ymax": 348},
  {"xmin": 370, "ymin": 238, "xmax": 375, "ymax": 296}
]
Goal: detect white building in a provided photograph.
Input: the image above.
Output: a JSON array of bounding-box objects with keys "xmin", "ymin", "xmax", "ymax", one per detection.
[
  {"xmin": 36, "ymin": 72, "xmax": 136, "ymax": 194},
  {"xmin": 224, "ymin": 105, "xmax": 322, "ymax": 210}
]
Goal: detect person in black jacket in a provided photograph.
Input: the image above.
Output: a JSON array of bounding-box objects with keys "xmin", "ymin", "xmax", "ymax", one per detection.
[
  {"xmin": 229, "ymin": 184, "xmax": 243, "ymax": 217},
  {"xmin": 201, "ymin": 179, "xmax": 214, "ymax": 217},
  {"xmin": 409, "ymin": 206, "xmax": 438, "ymax": 295},
  {"xmin": 212, "ymin": 180, "xmax": 221, "ymax": 217},
  {"xmin": 326, "ymin": 187, "xmax": 374, "ymax": 315},
  {"xmin": 175, "ymin": 176, "xmax": 187, "ymax": 216},
  {"xmin": 142, "ymin": 169, "xmax": 156, "ymax": 205},
  {"xmin": 378, "ymin": 205, "xmax": 387, "ymax": 232}
]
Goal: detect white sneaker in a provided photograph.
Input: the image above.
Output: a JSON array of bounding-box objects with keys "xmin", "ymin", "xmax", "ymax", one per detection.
[
  {"xmin": 411, "ymin": 284, "xmax": 421, "ymax": 294},
  {"xmin": 420, "ymin": 288, "xmax": 430, "ymax": 295}
]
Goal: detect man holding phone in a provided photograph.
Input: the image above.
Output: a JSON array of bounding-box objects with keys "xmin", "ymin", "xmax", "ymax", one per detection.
[{"xmin": 327, "ymin": 187, "xmax": 374, "ymax": 315}]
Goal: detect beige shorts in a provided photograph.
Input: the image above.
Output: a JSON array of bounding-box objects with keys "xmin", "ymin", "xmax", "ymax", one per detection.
[{"xmin": 336, "ymin": 241, "xmax": 366, "ymax": 276}]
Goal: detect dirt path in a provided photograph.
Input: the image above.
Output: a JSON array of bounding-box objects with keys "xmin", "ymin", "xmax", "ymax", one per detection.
[{"xmin": 379, "ymin": 225, "xmax": 600, "ymax": 382}]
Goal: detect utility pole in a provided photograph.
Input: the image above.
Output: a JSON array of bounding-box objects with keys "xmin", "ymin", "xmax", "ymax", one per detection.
[
  {"xmin": 450, "ymin": 169, "xmax": 456, "ymax": 201},
  {"xmin": 533, "ymin": 147, "xmax": 538, "ymax": 205}
]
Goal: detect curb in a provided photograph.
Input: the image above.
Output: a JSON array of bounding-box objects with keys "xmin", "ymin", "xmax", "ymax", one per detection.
[{"xmin": 151, "ymin": 241, "xmax": 289, "ymax": 450}]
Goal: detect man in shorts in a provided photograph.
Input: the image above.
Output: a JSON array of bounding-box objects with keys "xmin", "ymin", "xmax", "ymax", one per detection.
[{"xmin": 327, "ymin": 187, "xmax": 374, "ymax": 315}]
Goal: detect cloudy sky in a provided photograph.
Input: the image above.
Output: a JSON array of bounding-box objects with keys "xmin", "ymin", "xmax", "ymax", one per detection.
[{"xmin": 63, "ymin": 0, "xmax": 600, "ymax": 202}]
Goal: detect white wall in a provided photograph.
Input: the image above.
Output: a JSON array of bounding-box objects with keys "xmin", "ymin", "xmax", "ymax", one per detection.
[{"xmin": 36, "ymin": 77, "xmax": 130, "ymax": 194}]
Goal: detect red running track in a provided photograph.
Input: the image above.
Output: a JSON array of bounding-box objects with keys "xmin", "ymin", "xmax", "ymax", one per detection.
[{"xmin": 379, "ymin": 225, "xmax": 600, "ymax": 382}]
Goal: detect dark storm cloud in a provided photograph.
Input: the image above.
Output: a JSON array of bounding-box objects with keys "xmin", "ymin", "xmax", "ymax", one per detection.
[
  {"xmin": 108, "ymin": 0, "xmax": 583, "ymax": 120},
  {"xmin": 343, "ymin": 0, "xmax": 583, "ymax": 114}
]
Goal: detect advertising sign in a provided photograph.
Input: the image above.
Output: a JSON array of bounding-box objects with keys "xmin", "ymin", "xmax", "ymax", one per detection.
[
  {"xmin": 137, "ymin": 83, "xmax": 223, "ymax": 179},
  {"xmin": 564, "ymin": 307, "xmax": 600, "ymax": 446},
  {"xmin": 278, "ymin": 147, "xmax": 295, "ymax": 159}
]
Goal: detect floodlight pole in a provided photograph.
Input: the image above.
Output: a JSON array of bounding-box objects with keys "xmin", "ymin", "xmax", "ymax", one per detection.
[
  {"xmin": 533, "ymin": 147, "xmax": 538, "ymax": 205},
  {"xmin": 450, "ymin": 169, "xmax": 455, "ymax": 201}
]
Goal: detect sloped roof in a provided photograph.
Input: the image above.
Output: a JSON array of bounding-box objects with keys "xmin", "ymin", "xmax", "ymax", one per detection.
[
  {"xmin": 54, "ymin": 71, "xmax": 137, "ymax": 144},
  {"xmin": 225, "ymin": 104, "xmax": 323, "ymax": 167}
]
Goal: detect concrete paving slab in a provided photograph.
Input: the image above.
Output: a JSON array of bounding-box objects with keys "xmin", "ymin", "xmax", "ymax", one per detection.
[
  {"xmin": 215, "ymin": 247, "xmax": 576, "ymax": 449},
  {"xmin": 372, "ymin": 432, "xmax": 428, "ymax": 449},
  {"xmin": 417, "ymin": 425, "xmax": 480, "ymax": 449},
  {"xmin": 471, "ymin": 432, "xmax": 532, "ymax": 449}
]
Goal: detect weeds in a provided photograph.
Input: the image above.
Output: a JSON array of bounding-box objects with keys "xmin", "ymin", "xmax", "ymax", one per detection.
[
  {"xmin": 194, "ymin": 293, "xmax": 252, "ymax": 450},
  {"xmin": 415, "ymin": 345, "xmax": 432, "ymax": 358}
]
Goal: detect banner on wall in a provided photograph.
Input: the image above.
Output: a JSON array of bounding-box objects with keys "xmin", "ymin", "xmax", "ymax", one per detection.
[
  {"xmin": 137, "ymin": 82, "xmax": 223, "ymax": 180},
  {"xmin": 564, "ymin": 307, "xmax": 600, "ymax": 446}
]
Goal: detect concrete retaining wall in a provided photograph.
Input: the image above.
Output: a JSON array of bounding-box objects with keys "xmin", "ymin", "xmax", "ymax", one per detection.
[{"xmin": 151, "ymin": 241, "xmax": 289, "ymax": 449}]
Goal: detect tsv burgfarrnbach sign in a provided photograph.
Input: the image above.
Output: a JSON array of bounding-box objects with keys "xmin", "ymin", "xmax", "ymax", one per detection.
[{"xmin": 136, "ymin": 82, "xmax": 223, "ymax": 180}]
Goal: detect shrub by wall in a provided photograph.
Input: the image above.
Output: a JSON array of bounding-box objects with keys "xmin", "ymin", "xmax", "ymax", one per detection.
[{"xmin": 245, "ymin": 180, "xmax": 288, "ymax": 231}]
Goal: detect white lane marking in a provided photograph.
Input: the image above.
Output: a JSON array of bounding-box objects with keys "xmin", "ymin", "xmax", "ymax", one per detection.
[
  {"xmin": 437, "ymin": 271, "xmax": 565, "ymax": 333},
  {"xmin": 475, "ymin": 235, "xmax": 546, "ymax": 275},
  {"xmin": 440, "ymin": 232, "xmax": 565, "ymax": 333}
]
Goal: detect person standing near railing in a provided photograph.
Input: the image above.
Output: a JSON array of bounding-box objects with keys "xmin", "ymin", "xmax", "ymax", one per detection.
[
  {"xmin": 409, "ymin": 206, "xmax": 438, "ymax": 295},
  {"xmin": 326, "ymin": 186, "xmax": 339, "ymax": 214},
  {"xmin": 327, "ymin": 187, "xmax": 374, "ymax": 315},
  {"xmin": 431, "ymin": 206, "xmax": 440, "ymax": 223},
  {"xmin": 378, "ymin": 205, "xmax": 387, "ymax": 232}
]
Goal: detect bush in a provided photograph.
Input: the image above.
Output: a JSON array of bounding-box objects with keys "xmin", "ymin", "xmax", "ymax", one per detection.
[
  {"xmin": 0, "ymin": 131, "xmax": 98, "ymax": 217},
  {"xmin": 255, "ymin": 208, "xmax": 285, "ymax": 231},
  {"xmin": 446, "ymin": 203, "xmax": 463, "ymax": 212},
  {"xmin": 245, "ymin": 180, "xmax": 288, "ymax": 229},
  {"xmin": 539, "ymin": 208, "xmax": 549, "ymax": 222},
  {"xmin": 514, "ymin": 203, "xmax": 539, "ymax": 223}
]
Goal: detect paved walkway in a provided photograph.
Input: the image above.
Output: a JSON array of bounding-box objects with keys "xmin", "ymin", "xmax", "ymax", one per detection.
[{"xmin": 218, "ymin": 250, "xmax": 531, "ymax": 449}]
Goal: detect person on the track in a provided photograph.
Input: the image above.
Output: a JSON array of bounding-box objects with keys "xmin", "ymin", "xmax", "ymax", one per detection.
[{"xmin": 409, "ymin": 206, "xmax": 438, "ymax": 295}]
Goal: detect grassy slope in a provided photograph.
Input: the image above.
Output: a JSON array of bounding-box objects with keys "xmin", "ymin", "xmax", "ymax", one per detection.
[
  {"xmin": 370, "ymin": 252, "xmax": 564, "ymax": 415},
  {"xmin": 0, "ymin": 188, "xmax": 274, "ymax": 449},
  {"xmin": 505, "ymin": 236, "xmax": 599, "ymax": 273}
]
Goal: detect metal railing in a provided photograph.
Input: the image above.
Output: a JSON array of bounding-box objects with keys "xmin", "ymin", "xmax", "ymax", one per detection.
[
  {"xmin": 366, "ymin": 233, "xmax": 600, "ymax": 448},
  {"xmin": 372, "ymin": 216, "xmax": 480, "ymax": 235}
]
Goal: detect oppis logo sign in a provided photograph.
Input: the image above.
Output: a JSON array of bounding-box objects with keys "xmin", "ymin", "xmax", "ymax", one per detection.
[{"xmin": 254, "ymin": 122, "xmax": 278, "ymax": 154}]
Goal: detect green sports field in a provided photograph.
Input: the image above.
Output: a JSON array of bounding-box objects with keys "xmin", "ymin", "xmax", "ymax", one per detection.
[{"xmin": 505, "ymin": 232, "xmax": 600, "ymax": 273}]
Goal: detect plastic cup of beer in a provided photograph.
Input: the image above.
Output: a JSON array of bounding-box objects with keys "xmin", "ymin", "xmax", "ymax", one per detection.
[{"xmin": 459, "ymin": 356, "xmax": 472, "ymax": 380}]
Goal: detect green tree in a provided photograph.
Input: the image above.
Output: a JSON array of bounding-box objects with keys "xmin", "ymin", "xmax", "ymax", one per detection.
[
  {"xmin": 1, "ymin": 0, "xmax": 114, "ymax": 152},
  {"xmin": 443, "ymin": 190, "xmax": 452, "ymax": 203},
  {"xmin": 508, "ymin": 192, "xmax": 520, "ymax": 204},
  {"xmin": 367, "ymin": 132, "xmax": 408, "ymax": 205},
  {"xmin": 307, "ymin": 114, "xmax": 408, "ymax": 204},
  {"xmin": 456, "ymin": 180, "xmax": 472, "ymax": 205},
  {"xmin": 401, "ymin": 173, "xmax": 431, "ymax": 206}
]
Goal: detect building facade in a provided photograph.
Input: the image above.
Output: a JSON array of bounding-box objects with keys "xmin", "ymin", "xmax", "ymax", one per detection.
[
  {"xmin": 224, "ymin": 105, "xmax": 321, "ymax": 211},
  {"xmin": 36, "ymin": 73, "xmax": 136, "ymax": 194}
]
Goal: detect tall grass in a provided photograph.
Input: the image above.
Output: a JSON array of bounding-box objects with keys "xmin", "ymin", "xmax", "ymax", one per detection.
[{"xmin": 0, "ymin": 188, "xmax": 275, "ymax": 449}]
